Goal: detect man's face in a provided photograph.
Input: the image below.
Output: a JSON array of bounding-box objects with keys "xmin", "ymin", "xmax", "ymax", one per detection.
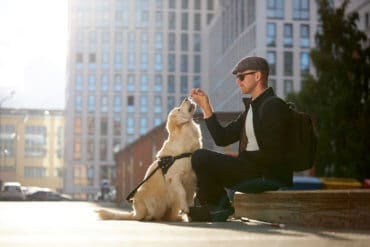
[{"xmin": 235, "ymin": 70, "xmax": 258, "ymax": 94}]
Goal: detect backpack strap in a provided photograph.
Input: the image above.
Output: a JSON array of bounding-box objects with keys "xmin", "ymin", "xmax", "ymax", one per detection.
[{"xmin": 258, "ymin": 96, "xmax": 286, "ymax": 120}]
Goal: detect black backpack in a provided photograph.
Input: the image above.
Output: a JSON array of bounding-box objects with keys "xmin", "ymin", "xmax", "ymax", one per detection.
[{"xmin": 261, "ymin": 96, "xmax": 317, "ymax": 172}]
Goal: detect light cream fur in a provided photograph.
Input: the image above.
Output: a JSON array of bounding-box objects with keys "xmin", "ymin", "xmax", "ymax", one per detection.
[{"xmin": 96, "ymin": 99, "xmax": 202, "ymax": 221}]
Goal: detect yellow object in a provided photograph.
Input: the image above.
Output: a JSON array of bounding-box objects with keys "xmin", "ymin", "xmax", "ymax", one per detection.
[{"xmin": 320, "ymin": 177, "xmax": 362, "ymax": 190}]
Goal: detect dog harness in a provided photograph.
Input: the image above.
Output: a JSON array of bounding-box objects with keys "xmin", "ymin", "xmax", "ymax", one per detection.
[{"xmin": 125, "ymin": 152, "xmax": 193, "ymax": 202}]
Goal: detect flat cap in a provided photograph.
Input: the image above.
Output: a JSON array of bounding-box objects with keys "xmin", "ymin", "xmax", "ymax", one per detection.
[{"xmin": 232, "ymin": 56, "xmax": 269, "ymax": 75}]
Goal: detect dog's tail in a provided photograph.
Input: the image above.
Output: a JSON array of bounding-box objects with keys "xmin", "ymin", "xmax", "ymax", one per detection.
[{"xmin": 95, "ymin": 209, "xmax": 140, "ymax": 220}]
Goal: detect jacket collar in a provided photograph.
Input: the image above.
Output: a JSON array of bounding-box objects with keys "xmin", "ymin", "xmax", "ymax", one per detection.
[{"xmin": 242, "ymin": 87, "xmax": 275, "ymax": 109}]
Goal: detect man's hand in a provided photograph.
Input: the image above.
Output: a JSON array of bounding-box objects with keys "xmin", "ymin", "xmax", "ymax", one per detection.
[{"xmin": 189, "ymin": 88, "xmax": 214, "ymax": 119}]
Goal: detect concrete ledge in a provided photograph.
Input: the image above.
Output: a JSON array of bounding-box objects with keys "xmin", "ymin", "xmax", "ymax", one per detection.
[{"xmin": 233, "ymin": 189, "xmax": 370, "ymax": 229}]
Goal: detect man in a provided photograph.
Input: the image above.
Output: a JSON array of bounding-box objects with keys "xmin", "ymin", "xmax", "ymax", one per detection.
[{"xmin": 189, "ymin": 56, "xmax": 293, "ymax": 221}]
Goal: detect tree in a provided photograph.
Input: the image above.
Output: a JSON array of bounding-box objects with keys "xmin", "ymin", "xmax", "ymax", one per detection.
[{"xmin": 288, "ymin": 0, "xmax": 370, "ymax": 179}]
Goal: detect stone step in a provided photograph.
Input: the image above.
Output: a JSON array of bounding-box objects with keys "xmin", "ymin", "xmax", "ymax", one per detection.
[{"xmin": 233, "ymin": 189, "xmax": 370, "ymax": 229}]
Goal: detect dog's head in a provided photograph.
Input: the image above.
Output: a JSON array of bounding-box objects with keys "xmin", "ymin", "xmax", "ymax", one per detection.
[{"xmin": 166, "ymin": 98, "xmax": 196, "ymax": 133}]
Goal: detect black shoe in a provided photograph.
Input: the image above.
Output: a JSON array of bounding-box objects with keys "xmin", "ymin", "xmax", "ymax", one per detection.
[
  {"xmin": 209, "ymin": 205, "xmax": 235, "ymax": 222},
  {"xmin": 189, "ymin": 205, "xmax": 234, "ymax": 222}
]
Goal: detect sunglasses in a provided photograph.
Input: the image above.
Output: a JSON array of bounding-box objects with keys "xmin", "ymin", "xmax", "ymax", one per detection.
[{"xmin": 236, "ymin": 71, "xmax": 257, "ymax": 81}]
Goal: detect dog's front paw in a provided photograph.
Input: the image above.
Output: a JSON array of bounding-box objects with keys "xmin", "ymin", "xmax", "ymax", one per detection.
[{"xmin": 179, "ymin": 209, "xmax": 190, "ymax": 222}]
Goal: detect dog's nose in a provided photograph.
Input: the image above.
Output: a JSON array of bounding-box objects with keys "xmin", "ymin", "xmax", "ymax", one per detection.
[{"xmin": 184, "ymin": 97, "xmax": 189, "ymax": 102}]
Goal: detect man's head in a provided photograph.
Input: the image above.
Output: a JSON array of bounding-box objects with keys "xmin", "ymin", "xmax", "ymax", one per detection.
[{"xmin": 232, "ymin": 56, "xmax": 270, "ymax": 97}]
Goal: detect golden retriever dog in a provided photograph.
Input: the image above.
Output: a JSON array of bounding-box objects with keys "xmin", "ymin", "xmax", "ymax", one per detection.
[{"xmin": 96, "ymin": 98, "xmax": 202, "ymax": 221}]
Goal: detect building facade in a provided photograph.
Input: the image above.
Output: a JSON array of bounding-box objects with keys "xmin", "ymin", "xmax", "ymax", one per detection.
[
  {"xmin": 0, "ymin": 108, "xmax": 64, "ymax": 191},
  {"xmin": 65, "ymin": 0, "xmax": 218, "ymax": 198},
  {"xmin": 206, "ymin": 0, "xmax": 319, "ymax": 112}
]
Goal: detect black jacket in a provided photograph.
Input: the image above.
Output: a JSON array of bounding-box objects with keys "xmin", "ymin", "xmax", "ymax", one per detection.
[{"xmin": 205, "ymin": 87, "xmax": 293, "ymax": 186}]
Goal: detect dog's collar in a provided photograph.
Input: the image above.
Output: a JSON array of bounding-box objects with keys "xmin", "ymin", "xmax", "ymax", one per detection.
[
  {"xmin": 158, "ymin": 152, "xmax": 193, "ymax": 175},
  {"xmin": 125, "ymin": 152, "xmax": 193, "ymax": 203}
]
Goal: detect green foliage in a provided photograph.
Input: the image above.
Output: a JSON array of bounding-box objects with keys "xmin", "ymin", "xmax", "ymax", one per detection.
[{"xmin": 287, "ymin": 0, "xmax": 370, "ymax": 179}]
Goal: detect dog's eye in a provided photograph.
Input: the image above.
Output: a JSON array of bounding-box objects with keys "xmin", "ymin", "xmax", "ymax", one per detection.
[{"xmin": 177, "ymin": 109, "xmax": 181, "ymax": 112}]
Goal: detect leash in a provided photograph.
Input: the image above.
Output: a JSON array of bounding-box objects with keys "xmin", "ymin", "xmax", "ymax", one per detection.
[{"xmin": 125, "ymin": 152, "xmax": 193, "ymax": 202}]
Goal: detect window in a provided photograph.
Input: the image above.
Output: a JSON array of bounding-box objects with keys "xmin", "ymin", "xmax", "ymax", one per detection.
[
  {"xmin": 128, "ymin": 52, "xmax": 135, "ymax": 70},
  {"xmin": 169, "ymin": 0, "xmax": 176, "ymax": 9},
  {"xmin": 284, "ymin": 51, "xmax": 293, "ymax": 76},
  {"xmin": 24, "ymin": 167, "xmax": 46, "ymax": 178},
  {"xmin": 155, "ymin": 75, "xmax": 163, "ymax": 92},
  {"xmin": 193, "ymin": 33, "xmax": 201, "ymax": 52},
  {"xmin": 25, "ymin": 126, "xmax": 46, "ymax": 157},
  {"xmin": 75, "ymin": 95, "xmax": 82, "ymax": 112},
  {"xmin": 101, "ymin": 96, "xmax": 108, "ymax": 113},
  {"xmin": 269, "ymin": 79, "xmax": 277, "ymax": 92},
  {"xmin": 168, "ymin": 54, "xmax": 175, "ymax": 72},
  {"xmin": 267, "ymin": 51, "xmax": 276, "ymax": 75},
  {"xmin": 284, "ymin": 80, "xmax": 294, "ymax": 96},
  {"xmin": 168, "ymin": 75, "xmax": 175, "ymax": 93},
  {"xmin": 140, "ymin": 74, "xmax": 148, "ymax": 92},
  {"xmin": 75, "ymin": 74, "xmax": 83, "ymax": 91},
  {"xmin": 127, "ymin": 96, "xmax": 135, "ymax": 112},
  {"xmin": 267, "ymin": 23, "xmax": 276, "ymax": 47},
  {"xmin": 155, "ymin": 53, "xmax": 163, "ymax": 71},
  {"xmin": 194, "ymin": 13, "xmax": 201, "ymax": 31},
  {"xmin": 140, "ymin": 117, "xmax": 148, "ymax": 135},
  {"xmin": 140, "ymin": 96, "xmax": 148, "ymax": 113},
  {"xmin": 193, "ymin": 55, "xmax": 201, "ymax": 73},
  {"xmin": 154, "ymin": 117, "xmax": 162, "ymax": 127},
  {"xmin": 168, "ymin": 33, "xmax": 175, "ymax": 51},
  {"xmin": 207, "ymin": 0, "xmax": 214, "ymax": 10},
  {"xmin": 88, "ymin": 95, "xmax": 95, "ymax": 112},
  {"xmin": 88, "ymin": 53, "xmax": 96, "ymax": 70},
  {"xmin": 181, "ymin": 13, "xmax": 188, "ymax": 30},
  {"xmin": 293, "ymin": 0, "xmax": 309, "ymax": 20},
  {"xmin": 141, "ymin": 32, "xmax": 148, "ymax": 52},
  {"xmin": 300, "ymin": 24, "xmax": 310, "ymax": 48},
  {"xmin": 155, "ymin": 11, "xmax": 163, "ymax": 28},
  {"xmin": 140, "ymin": 53, "xmax": 148, "ymax": 70},
  {"xmin": 113, "ymin": 115, "xmax": 121, "ymax": 136},
  {"xmin": 114, "ymin": 74, "xmax": 122, "ymax": 92},
  {"xmin": 87, "ymin": 116, "xmax": 94, "ymax": 135},
  {"xmin": 101, "ymin": 74, "xmax": 109, "ymax": 92},
  {"xmin": 100, "ymin": 138, "xmax": 107, "ymax": 161},
  {"xmin": 101, "ymin": 52, "xmax": 109, "ymax": 70},
  {"xmin": 193, "ymin": 75, "xmax": 201, "ymax": 88},
  {"xmin": 181, "ymin": 33, "xmax": 188, "ymax": 51},
  {"xmin": 167, "ymin": 96, "xmax": 175, "ymax": 112},
  {"xmin": 87, "ymin": 138, "xmax": 94, "ymax": 160},
  {"xmin": 181, "ymin": 54, "xmax": 188, "ymax": 72},
  {"xmin": 88, "ymin": 74, "xmax": 96, "ymax": 91},
  {"xmin": 127, "ymin": 117, "xmax": 135, "ymax": 134},
  {"xmin": 181, "ymin": 76, "xmax": 188, "ymax": 94},
  {"xmin": 154, "ymin": 96, "xmax": 162, "ymax": 113},
  {"xmin": 0, "ymin": 125, "xmax": 16, "ymax": 157},
  {"xmin": 194, "ymin": 0, "xmax": 201, "ymax": 10},
  {"xmin": 74, "ymin": 117, "xmax": 82, "ymax": 135},
  {"xmin": 155, "ymin": 33, "xmax": 163, "ymax": 50},
  {"xmin": 168, "ymin": 12, "xmax": 176, "ymax": 30},
  {"xmin": 300, "ymin": 52, "xmax": 310, "ymax": 74},
  {"xmin": 100, "ymin": 117, "xmax": 108, "ymax": 136},
  {"xmin": 73, "ymin": 138, "xmax": 81, "ymax": 160},
  {"xmin": 267, "ymin": 0, "xmax": 284, "ymax": 19},
  {"xmin": 127, "ymin": 74, "xmax": 135, "ymax": 92},
  {"xmin": 115, "ymin": 51, "xmax": 122, "ymax": 70},
  {"xmin": 182, "ymin": 0, "xmax": 188, "ymax": 9},
  {"xmin": 114, "ymin": 95, "xmax": 121, "ymax": 113},
  {"xmin": 284, "ymin": 24, "xmax": 293, "ymax": 47}
]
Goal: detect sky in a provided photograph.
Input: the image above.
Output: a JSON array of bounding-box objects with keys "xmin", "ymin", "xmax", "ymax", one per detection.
[{"xmin": 0, "ymin": 0, "xmax": 68, "ymax": 110}]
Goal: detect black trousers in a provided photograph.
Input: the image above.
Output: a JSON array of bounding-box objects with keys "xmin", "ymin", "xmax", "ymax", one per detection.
[{"xmin": 191, "ymin": 148, "xmax": 261, "ymax": 206}]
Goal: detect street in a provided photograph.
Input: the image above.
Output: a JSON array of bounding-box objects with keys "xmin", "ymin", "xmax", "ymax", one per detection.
[{"xmin": 0, "ymin": 201, "xmax": 369, "ymax": 247}]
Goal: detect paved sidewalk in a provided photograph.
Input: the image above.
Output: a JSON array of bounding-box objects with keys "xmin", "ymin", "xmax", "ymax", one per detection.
[{"xmin": 0, "ymin": 201, "xmax": 369, "ymax": 247}]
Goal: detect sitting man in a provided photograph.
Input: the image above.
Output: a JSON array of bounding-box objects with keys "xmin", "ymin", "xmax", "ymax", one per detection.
[{"xmin": 189, "ymin": 56, "xmax": 293, "ymax": 221}]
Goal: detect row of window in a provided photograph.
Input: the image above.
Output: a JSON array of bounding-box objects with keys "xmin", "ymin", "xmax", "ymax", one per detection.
[
  {"xmin": 267, "ymin": 0, "xmax": 310, "ymax": 20},
  {"xmin": 23, "ymin": 167, "xmax": 63, "ymax": 178},
  {"xmin": 75, "ymin": 74, "xmax": 201, "ymax": 93},
  {"xmin": 76, "ymin": 31, "xmax": 202, "ymax": 52},
  {"xmin": 74, "ymin": 6, "xmax": 213, "ymax": 29},
  {"xmin": 76, "ymin": 52, "xmax": 202, "ymax": 73},
  {"xmin": 266, "ymin": 51, "xmax": 310, "ymax": 76},
  {"xmin": 0, "ymin": 125, "xmax": 63, "ymax": 158},
  {"xmin": 75, "ymin": 93, "xmax": 187, "ymax": 115},
  {"xmin": 267, "ymin": 23, "xmax": 310, "ymax": 48}
]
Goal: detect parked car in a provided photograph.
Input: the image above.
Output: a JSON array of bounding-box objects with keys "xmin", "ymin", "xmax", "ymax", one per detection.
[
  {"xmin": 0, "ymin": 182, "xmax": 26, "ymax": 201},
  {"xmin": 27, "ymin": 188, "xmax": 72, "ymax": 201}
]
